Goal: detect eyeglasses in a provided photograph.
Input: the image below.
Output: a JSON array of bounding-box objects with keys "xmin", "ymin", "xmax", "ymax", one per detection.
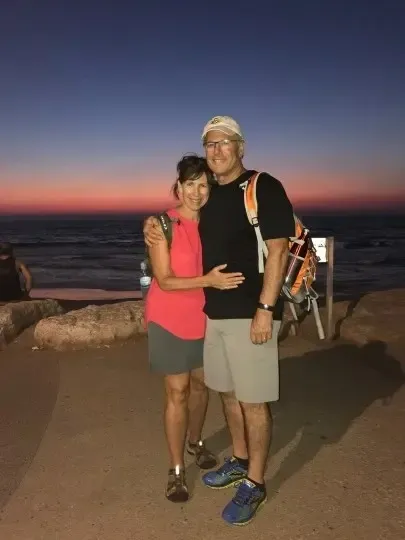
[{"xmin": 203, "ymin": 139, "xmax": 239, "ymax": 151}]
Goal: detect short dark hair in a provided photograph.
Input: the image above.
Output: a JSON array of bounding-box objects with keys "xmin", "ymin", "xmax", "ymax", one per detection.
[
  {"xmin": 172, "ymin": 154, "xmax": 215, "ymax": 199},
  {"xmin": 0, "ymin": 242, "xmax": 13, "ymax": 256}
]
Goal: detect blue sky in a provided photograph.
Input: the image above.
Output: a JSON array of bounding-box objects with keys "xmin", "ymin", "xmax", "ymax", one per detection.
[{"xmin": 1, "ymin": 0, "xmax": 404, "ymax": 213}]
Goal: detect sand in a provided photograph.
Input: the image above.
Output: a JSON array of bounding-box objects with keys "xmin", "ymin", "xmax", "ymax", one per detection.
[
  {"xmin": 0, "ymin": 312, "xmax": 404, "ymax": 539},
  {"xmin": 30, "ymin": 288, "xmax": 143, "ymax": 302}
]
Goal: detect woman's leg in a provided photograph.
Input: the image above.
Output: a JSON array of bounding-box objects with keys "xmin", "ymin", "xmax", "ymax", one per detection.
[
  {"xmin": 164, "ymin": 372, "xmax": 191, "ymax": 468},
  {"xmin": 187, "ymin": 367, "xmax": 218, "ymax": 469},
  {"xmin": 188, "ymin": 367, "xmax": 208, "ymax": 445}
]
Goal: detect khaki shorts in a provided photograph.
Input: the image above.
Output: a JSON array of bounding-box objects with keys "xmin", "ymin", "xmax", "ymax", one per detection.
[{"xmin": 203, "ymin": 318, "xmax": 281, "ymax": 404}]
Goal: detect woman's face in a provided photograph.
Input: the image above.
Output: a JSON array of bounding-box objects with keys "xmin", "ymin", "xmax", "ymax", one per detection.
[{"xmin": 177, "ymin": 173, "xmax": 210, "ymax": 212}]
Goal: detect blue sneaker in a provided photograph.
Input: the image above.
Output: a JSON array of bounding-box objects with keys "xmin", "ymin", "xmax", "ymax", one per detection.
[
  {"xmin": 202, "ymin": 457, "xmax": 247, "ymax": 489},
  {"xmin": 222, "ymin": 479, "xmax": 267, "ymax": 526}
]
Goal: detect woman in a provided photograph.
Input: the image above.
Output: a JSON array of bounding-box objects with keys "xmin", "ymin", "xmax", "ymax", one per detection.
[
  {"xmin": 145, "ymin": 154, "xmax": 244, "ymax": 503},
  {"xmin": 0, "ymin": 242, "xmax": 32, "ymax": 303}
]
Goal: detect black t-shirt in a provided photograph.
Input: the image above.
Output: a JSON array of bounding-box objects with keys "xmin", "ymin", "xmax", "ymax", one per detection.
[{"xmin": 198, "ymin": 170, "xmax": 295, "ymax": 320}]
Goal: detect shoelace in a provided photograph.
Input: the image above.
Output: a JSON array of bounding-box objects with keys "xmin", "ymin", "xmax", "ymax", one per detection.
[
  {"xmin": 233, "ymin": 482, "xmax": 255, "ymax": 507},
  {"xmin": 218, "ymin": 457, "xmax": 239, "ymax": 475}
]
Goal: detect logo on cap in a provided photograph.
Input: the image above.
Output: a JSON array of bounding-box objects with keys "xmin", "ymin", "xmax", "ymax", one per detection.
[{"xmin": 210, "ymin": 117, "xmax": 222, "ymax": 125}]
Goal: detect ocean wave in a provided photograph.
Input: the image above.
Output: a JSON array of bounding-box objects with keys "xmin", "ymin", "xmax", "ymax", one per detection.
[
  {"xmin": 377, "ymin": 254, "xmax": 405, "ymax": 266},
  {"xmin": 13, "ymin": 238, "xmax": 145, "ymax": 248},
  {"xmin": 343, "ymin": 254, "xmax": 405, "ymax": 267},
  {"xmin": 343, "ymin": 239, "xmax": 393, "ymax": 249}
]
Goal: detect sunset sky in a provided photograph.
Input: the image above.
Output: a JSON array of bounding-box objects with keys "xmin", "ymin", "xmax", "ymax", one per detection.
[{"xmin": 1, "ymin": 1, "xmax": 404, "ymax": 215}]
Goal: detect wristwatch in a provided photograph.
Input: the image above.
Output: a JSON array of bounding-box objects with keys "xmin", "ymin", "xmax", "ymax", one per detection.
[{"xmin": 257, "ymin": 302, "xmax": 275, "ymax": 312}]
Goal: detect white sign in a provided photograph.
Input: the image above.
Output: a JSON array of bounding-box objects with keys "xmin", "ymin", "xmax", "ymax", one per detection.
[{"xmin": 312, "ymin": 237, "xmax": 327, "ymax": 263}]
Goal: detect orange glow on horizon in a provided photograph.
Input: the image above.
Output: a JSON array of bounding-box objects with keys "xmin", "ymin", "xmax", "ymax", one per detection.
[
  {"xmin": 1, "ymin": 192, "xmax": 404, "ymax": 215},
  {"xmin": 1, "ymin": 166, "xmax": 404, "ymax": 214}
]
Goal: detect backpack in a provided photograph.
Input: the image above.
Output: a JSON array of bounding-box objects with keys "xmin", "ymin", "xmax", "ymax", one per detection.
[
  {"xmin": 155, "ymin": 212, "xmax": 174, "ymax": 248},
  {"xmin": 144, "ymin": 212, "xmax": 177, "ymax": 273},
  {"xmin": 242, "ymin": 172, "xmax": 319, "ymax": 307}
]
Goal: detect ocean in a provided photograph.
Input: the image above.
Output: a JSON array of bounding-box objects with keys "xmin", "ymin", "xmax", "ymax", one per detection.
[{"xmin": 0, "ymin": 213, "xmax": 403, "ymax": 300}]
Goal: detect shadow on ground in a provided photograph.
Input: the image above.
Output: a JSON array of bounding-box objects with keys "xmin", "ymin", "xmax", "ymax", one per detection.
[
  {"xmin": 333, "ymin": 294, "xmax": 364, "ymax": 340},
  {"xmin": 278, "ymin": 293, "xmax": 366, "ymax": 342},
  {"xmin": 0, "ymin": 348, "xmax": 60, "ymax": 512},
  {"xmin": 188, "ymin": 340, "xmax": 404, "ymax": 497}
]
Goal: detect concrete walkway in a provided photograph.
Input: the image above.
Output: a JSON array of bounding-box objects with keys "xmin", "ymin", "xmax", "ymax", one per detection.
[{"xmin": 0, "ymin": 330, "xmax": 404, "ymax": 540}]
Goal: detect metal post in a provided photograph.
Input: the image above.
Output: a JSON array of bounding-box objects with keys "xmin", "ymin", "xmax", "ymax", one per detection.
[
  {"xmin": 326, "ymin": 236, "xmax": 334, "ymax": 339},
  {"xmin": 288, "ymin": 302, "xmax": 299, "ymax": 335},
  {"xmin": 311, "ymin": 297, "xmax": 325, "ymax": 340}
]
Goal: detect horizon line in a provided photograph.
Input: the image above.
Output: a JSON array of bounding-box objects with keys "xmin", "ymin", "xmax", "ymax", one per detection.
[{"xmin": 1, "ymin": 205, "xmax": 404, "ymax": 219}]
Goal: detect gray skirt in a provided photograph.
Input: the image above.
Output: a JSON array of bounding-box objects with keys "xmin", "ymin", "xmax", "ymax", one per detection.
[{"xmin": 147, "ymin": 322, "xmax": 204, "ymax": 375}]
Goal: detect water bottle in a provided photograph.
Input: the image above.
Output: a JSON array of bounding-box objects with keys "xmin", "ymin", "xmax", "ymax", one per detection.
[
  {"xmin": 139, "ymin": 260, "xmax": 152, "ymax": 299},
  {"xmin": 284, "ymin": 228, "xmax": 309, "ymax": 290}
]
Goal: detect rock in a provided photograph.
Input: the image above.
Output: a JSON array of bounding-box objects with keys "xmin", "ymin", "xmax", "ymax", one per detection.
[
  {"xmin": 283, "ymin": 289, "xmax": 405, "ymax": 350},
  {"xmin": 0, "ymin": 299, "xmax": 65, "ymax": 349},
  {"xmin": 338, "ymin": 289, "xmax": 405, "ymax": 346},
  {"xmin": 34, "ymin": 300, "xmax": 145, "ymax": 351}
]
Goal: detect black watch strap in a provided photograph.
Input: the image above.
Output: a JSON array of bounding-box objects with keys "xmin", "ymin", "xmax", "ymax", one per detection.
[{"xmin": 257, "ymin": 302, "xmax": 275, "ymax": 312}]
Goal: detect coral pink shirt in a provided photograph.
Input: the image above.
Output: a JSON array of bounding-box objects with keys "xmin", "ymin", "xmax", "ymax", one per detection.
[{"xmin": 145, "ymin": 208, "xmax": 206, "ymax": 340}]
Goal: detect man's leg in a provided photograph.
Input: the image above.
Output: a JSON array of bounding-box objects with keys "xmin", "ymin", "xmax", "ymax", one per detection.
[
  {"xmin": 240, "ymin": 401, "xmax": 272, "ymax": 484},
  {"xmin": 220, "ymin": 319, "xmax": 281, "ymax": 525},
  {"xmin": 202, "ymin": 319, "xmax": 249, "ymax": 488},
  {"xmin": 220, "ymin": 391, "xmax": 248, "ymax": 461},
  {"xmin": 228, "ymin": 319, "xmax": 281, "ymax": 483}
]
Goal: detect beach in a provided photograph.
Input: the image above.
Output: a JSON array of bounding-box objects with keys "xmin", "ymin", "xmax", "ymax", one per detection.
[
  {"xmin": 0, "ymin": 289, "xmax": 404, "ymax": 539},
  {"xmin": 2, "ymin": 1, "xmax": 404, "ymax": 535},
  {"xmin": 1, "ymin": 219, "xmax": 404, "ymax": 538},
  {"xmin": 29, "ymin": 287, "xmax": 142, "ymax": 312},
  {"xmin": 0, "ymin": 310, "xmax": 404, "ymax": 539}
]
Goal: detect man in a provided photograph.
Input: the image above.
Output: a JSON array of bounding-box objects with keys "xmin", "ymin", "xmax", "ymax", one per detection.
[{"xmin": 144, "ymin": 116, "xmax": 295, "ymax": 525}]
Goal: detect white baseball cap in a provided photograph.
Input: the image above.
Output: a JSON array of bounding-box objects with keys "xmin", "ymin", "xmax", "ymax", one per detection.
[{"xmin": 201, "ymin": 115, "xmax": 244, "ymax": 140}]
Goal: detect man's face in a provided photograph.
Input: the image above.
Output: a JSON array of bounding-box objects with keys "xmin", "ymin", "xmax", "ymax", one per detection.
[{"xmin": 204, "ymin": 130, "xmax": 242, "ymax": 178}]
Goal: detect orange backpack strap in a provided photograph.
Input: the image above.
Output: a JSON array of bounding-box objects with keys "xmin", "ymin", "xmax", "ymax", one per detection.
[
  {"xmin": 244, "ymin": 173, "xmax": 259, "ymax": 224},
  {"xmin": 242, "ymin": 173, "xmax": 268, "ymax": 273}
]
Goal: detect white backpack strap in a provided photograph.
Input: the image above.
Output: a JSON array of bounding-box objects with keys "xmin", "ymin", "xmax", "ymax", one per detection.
[{"xmin": 243, "ymin": 173, "xmax": 268, "ymax": 273}]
